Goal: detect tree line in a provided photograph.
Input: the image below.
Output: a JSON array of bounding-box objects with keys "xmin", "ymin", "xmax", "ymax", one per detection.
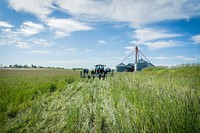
[{"xmin": 0, "ymin": 64, "xmax": 65, "ymax": 69}]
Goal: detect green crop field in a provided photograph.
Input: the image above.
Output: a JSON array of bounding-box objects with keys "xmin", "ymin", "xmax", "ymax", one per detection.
[{"xmin": 0, "ymin": 66, "xmax": 200, "ymax": 133}]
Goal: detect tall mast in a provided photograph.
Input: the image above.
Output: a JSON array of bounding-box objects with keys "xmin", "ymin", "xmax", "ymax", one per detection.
[
  {"xmin": 134, "ymin": 46, "xmax": 138, "ymax": 71},
  {"xmin": 135, "ymin": 46, "xmax": 138, "ymax": 63}
]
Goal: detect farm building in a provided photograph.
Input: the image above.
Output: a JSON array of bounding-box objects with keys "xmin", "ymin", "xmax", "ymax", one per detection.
[
  {"xmin": 116, "ymin": 46, "xmax": 154, "ymax": 72},
  {"xmin": 116, "ymin": 59, "xmax": 154, "ymax": 72},
  {"xmin": 116, "ymin": 63, "xmax": 126, "ymax": 72}
]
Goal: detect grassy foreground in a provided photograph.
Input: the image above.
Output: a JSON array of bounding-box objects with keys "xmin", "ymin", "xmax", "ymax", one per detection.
[{"xmin": 0, "ymin": 66, "xmax": 200, "ymax": 132}]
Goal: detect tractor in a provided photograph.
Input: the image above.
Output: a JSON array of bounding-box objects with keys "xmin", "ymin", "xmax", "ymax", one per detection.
[
  {"xmin": 93, "ymin": 64, "xmax": 106, "ymax": 79},
  {"xmin": 80, "ymin": 64, "xmax": 112, "ymax": 79}
]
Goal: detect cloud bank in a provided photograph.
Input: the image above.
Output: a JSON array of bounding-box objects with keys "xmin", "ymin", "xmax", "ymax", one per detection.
[{"xmin": 8, "ymin": 0, "xmax": 200, "ymax": 39}]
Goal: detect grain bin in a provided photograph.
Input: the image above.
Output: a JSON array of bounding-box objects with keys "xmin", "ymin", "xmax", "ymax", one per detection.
[
  {"xmin": 116, "ymin": 63, "xmax": 126, "ymax": 72},
  {"xmin": 136, "ymin": 59, "xmax": 154, "ymax": 71}
]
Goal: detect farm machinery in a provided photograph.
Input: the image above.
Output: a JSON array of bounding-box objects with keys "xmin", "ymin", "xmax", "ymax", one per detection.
[{"xmin": 80, "ymin": 64, "xmax": 113, "ymax": 79}]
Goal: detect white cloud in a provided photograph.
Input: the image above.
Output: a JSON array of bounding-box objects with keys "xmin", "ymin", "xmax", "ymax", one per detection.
[
  {"xmin": 46, "ymin": 18, "xmax": 93, "ymax": 38},
  {"xmin": 127, "ymin": 40, "xmax": 181, "ymax": 51},
  {"xmin": 128, "ymin": 28, "xmax": 182, "ymax": 50},
  {"xmin": 15, "ymin": 41, "xmax": 30, "ymax": 49},
  {"xmin": 8, "ymin": 0, "xmax": 53, "ymax": 19},
  {"xmin": 0, "ymin": 21, "xmax": 46, "ymax": 49},
  {"xmin": 8, "ymin": 1, "xmax": 94, "ymax": 38},
  {"xmin": 192, "ymin": 34, "xmax": 200, "ymax": 44},
  {"xmin": 175, "ymin": 56, "xmax": 197, "ymax": 61},
  {"xmin": 0, "ymin": 21, "xmax": 14, "ymax": 28},
  {"xmin": 8, "ymin": 0, "xmax": 200, "ymax": 27},
  {"xmin": 7, "ymin": 0, "xmax": 200, "ymax": 42},
  {"xmin": 131, "ymin": 28, "xmax": 182, "ymax": 44},
  {"xmin": 54, "ymin": 0, "xmax": 200, "ymax": 26},
  {"xmin": 145, "ymin": 40, "xmax": 181, "ymax": 50},
  {"xmin": 125, "ymin": 46, "xmax": 135, "ymax": 51},
  {"xmin": 1, "ymin": 21, "xmax": 44, "ymax": 36},
  {"xmin": 97, "ymin": 40, "xmax": 107, "ymax": 45},
  {"xmin": 0, "ymin": 29, "xmax": 31, "ymax": 48},
  {"xmin": 65, "ymin": 48, "xmax": 78, "ymax": 52},
  {"xmin": 29, "ymin": 38, "xmax": 49, "ymax": 46},
  {"xmin": 31, "ymin": 50, "xmax": 50, "ymax": 54},
  {"xmin": 0, "ymin": 28, "xmax": 48, "ymax": 49},
  {"xmin": 18, "ymin": 21, "xmax": 44, "ymax": 36},
  {"xmin": 155, "ymin": 57, "xmax": 175, "ymax": 60},
  {"xmin": 147, "ymin": 56, "xmax": 175, "ymax": 60},
  {"xmin": 54, "ymin": 31, "xmax": 69, "ymax": 38}
]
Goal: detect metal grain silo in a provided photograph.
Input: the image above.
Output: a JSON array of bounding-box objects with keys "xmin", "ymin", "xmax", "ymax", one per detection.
[
  {"xmin": 116, "ymin": 63, "xmax": 127, "ymax": 72},
  {"xmin": 136, "ymin": 59, "xmax": 149, "ymax": 71},
  {"xmin": 127, "ymin": 63, "xmax": 134, "ymax": 72}
]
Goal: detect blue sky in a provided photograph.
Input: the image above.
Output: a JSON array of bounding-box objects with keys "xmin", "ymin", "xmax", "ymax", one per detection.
[{"xmin": 0, "ymin": 0, "xmax": 200, "ymax": 69}]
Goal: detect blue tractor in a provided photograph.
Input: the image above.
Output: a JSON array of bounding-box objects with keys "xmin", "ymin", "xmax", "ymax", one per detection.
[
  {"xmin": 94, "ymin": 64, "xmax": 107, "ymax": 79},
  {"xmin": 80, "ymin": 64, "xmax": 112, "ymax": 79}
]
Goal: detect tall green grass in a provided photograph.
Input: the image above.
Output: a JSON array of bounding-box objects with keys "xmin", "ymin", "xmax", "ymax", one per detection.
[
  {"xmin": 0, "ymin": 66, "xmax": 199, "ymax": 132},
  {"xmin": 0, "ymin": 69, "xmax": 79, "ymax": 131}
]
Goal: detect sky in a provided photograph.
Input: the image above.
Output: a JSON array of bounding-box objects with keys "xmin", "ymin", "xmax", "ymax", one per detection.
[{"xmin": 0, "ymin": 0, "xmax": 200, "ymax": 69}]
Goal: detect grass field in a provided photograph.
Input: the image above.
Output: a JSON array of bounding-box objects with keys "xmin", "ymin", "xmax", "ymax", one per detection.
[{"xmin": 0, "ymin": 66, "xmax": 199, "ymax": 132}]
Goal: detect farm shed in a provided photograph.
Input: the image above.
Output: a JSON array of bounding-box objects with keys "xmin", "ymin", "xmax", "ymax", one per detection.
[{"xmin": 116, "ymin": 63, "xmax": 126, "ymax": 72}]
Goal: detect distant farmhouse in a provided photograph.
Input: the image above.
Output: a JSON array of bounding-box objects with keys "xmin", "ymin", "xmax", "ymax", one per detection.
[{"xmin": 116, "ymin": 59, "xmax": 154, "ymax": 72}]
